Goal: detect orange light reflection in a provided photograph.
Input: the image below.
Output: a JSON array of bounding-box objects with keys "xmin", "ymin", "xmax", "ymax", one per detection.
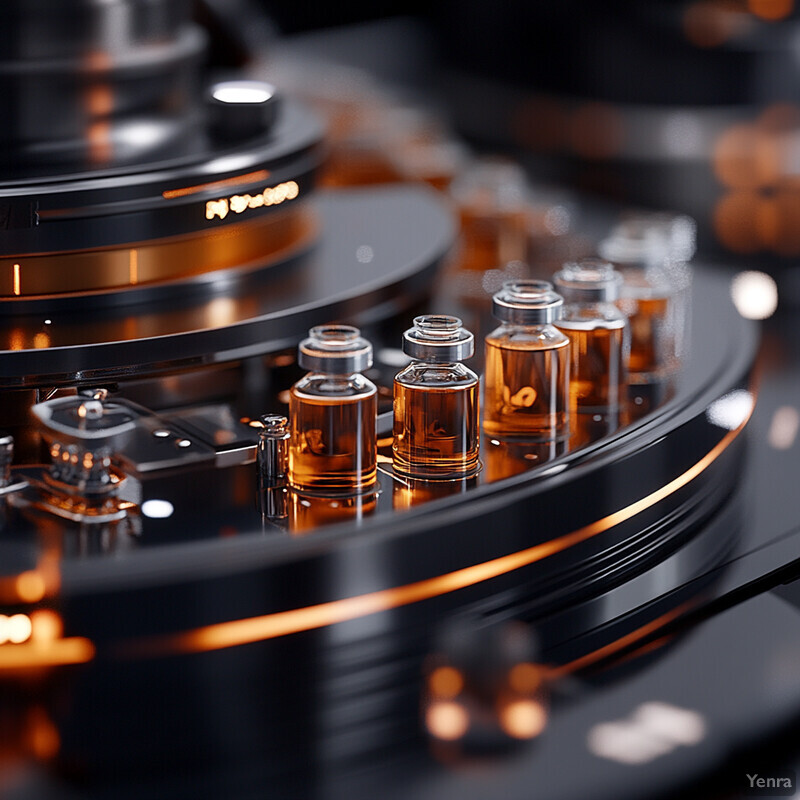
[
  {"xmin": 0, "ymin": 638, "xmax": 94, "ymax": 670},
  {"xmin": 748, "ymin": 0, "xmax": 794, "ymax": 20},
  {"xmin": 162, "ymin": 170, "xmax": 271, "ymax": 200}
]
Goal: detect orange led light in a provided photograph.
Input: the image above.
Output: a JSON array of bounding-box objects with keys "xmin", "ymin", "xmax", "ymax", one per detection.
[
  {"xmin": 15, "ymin": 571, "xmax": 46, "ymax": 604},
  {"xmin": 425, "ymin": 701, "xmax": 469, "ymax": 741},
  {"xmin": 508, "ymin": 662, "xmax": 542, "ymax": 693},
  {"xmin": 12, "ymin": 264, "xmax": 20, "ymax": 296},
  {"xmin": 428, "ymin": 666, "xmax": 464, "ymax": 699},
  {"xmin": 498, "ymin": 699, "xmax": 547, "ymax": 740}
]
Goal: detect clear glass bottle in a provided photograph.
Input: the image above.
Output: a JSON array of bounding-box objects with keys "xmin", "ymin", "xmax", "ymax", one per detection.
[
  {"xmin": 450, "ymin": 158, "xmax": 531, "ymax": 273},
  {"xmin": 553, "ymin": 259, "xmax": 630, "ymax": 415},
  {"xmin": 289, "ymin": 325, "xmax": 377, "ymax": 495},
  {"xmin": 393, "ymin": 315, "xmax": 480, "ymax": 479},
  {"xmin": 483, "ymin": 280, "xmax": 570, "ymax": 441},
  {"xmin": 599, "ymin": 219, "xmax": 679, "ymax": 383}
]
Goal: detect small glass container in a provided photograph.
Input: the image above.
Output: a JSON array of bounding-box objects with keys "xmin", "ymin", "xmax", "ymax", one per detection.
[
  {"xmin": 393, "ymin": 315, "xmax": 480, "ymax": 479},
  {"xmin": 289, "ymin": 325, "xmax": 377, "ymax": 495},
  {"xmin": 450, "ymin": 158, "xmax": 531, "ymax": 273},
  {"xmin": 483, "ymin": 280, "xmax": 570, "ymax": 441},
  {"xmin": 554, "ymin": 259, "xmax": 630, "ymax": 415},
  {"xmin": 599, "ymin": 219, "xmax": 679, "ymax": 383}
]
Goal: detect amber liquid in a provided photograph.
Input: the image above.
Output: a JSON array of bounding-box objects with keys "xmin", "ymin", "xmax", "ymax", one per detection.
[
  {"xmin": 483, "ymin": 336, "xmax": 570, "ymax": 440},
  {"xmin": 556, "ymin": 319, "xmax": 628, "ymax": 413},
  {"xmin": 289, "ymin": 388, "xmax": 377, "ymax": 494},
  {"xmin": 619, "ymin": 294, "xmax": 673, "ymax": 382},
  {"xmin": 457, "ymin": 207, "xmax": 530, "ymax": 272},
  {"xmin": 393, "ymin": 380, "xmax": 479, "ymax": 479}
]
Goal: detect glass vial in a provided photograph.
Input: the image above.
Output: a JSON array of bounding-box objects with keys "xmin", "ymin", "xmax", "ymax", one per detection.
[
  {"xmin": 393, "ymin": 315, "xmax": 480, "ymax": 479},
  {"xmin": 553, "ymin": 259, "xmax": 630, "ymax": 415},
  {"xmin": 450, "ymin": 158, "xmax": 531, "ymax": 273},
  {"xmin": 645, "ymin": 212, "xmax": 695, "ymax": 365},
  {"xmin": 483, "ymin": 280, "xmax": 570, "ymax": 441},
  {"xmin": 289, "ymin": 325, "xmax": 377, "ymax": 494},
  {"xmin": 599, "ymin": 219, "xmax": 677, "ymax": 383}
]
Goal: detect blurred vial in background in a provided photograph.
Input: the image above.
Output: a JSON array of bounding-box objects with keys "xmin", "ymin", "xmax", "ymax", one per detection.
[
  {"xmin": 599, "ymin": 217, "xmax": 685, "ymax": 383},
  {"xmin": 450, "ymin": 158, "xmax": 532, "ymax": 273},
  {"xmin": 554, "ymin": 259, "xmax": 630, "ymax": 414}
]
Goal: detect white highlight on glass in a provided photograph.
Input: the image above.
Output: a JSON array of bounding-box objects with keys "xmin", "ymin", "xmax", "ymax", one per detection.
[
  {"xmin": 141, "ymin": 499, "xmax": 175, "ymax": 519},
  {"xmin": 731, "ymin": 270, "xmax": 778, "ymax": 320}
]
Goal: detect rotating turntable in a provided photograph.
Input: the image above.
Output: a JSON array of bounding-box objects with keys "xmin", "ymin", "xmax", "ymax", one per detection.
[{"xmin": 1, "ymin": 5, "xmax": 799, "ymax": 800}]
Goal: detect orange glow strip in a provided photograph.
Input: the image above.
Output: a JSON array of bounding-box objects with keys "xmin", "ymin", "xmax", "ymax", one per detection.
[
  {"xmin": 162, "ymin": 170, "xmax": 271, "ymax": 200},
  {"xmin": 547, "ymin": 605, "xmax": 688, "ymax": 678},
  {"xmin": 0, "ymin": 638, "xmax": 94, "ymax": 670},
  {"xmin": 128, "ymin": 249, "xmax": 138, "ymax": 285},
  {"xmin": 12, "ymin": 264, "xmax": 21, "ymax": 296},
  {"xmin": 123, "ymin": 406, "xmax": 753, "ymax": 658}
]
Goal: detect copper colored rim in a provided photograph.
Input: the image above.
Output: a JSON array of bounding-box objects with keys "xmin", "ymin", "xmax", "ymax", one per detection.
[{"xmin": 0, "ymin": 204, "xmax": 312, "ymax": 299}]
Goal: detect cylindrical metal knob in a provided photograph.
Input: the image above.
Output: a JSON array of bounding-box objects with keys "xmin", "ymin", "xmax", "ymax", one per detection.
[{"xmin": 258, "ymin": 414, "xmax": 289, "ymax": 487}]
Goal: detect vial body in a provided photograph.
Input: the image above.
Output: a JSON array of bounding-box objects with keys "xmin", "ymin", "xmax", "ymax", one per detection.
[
  {"xmin": 451, "ymin": 160, "xmax": 531, "ymax": 272},
  {"xmin": 289, "ymin": 373, "xmax": 377, "ymax": 494},
  {"xmin": 483, "ymin": 325, "xmax": 570, "ymax": 440},
  {"xmin": 393, "ymin": 363, "xmax": 480, "ymax": 479},
  {"xmin": 556, "ymin": 309, "xmax": 629, "ymax": 413},
  {"xmin": 600, "ymin": 220, "xmax": 686, "ymax": 383},
  {"xmin": 618, "ymin": 285, "xmax": 673, "ymax": 382}
]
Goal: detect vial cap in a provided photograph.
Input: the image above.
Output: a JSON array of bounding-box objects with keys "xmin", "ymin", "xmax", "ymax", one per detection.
[
  {"xmin": 450, "ymin": 157, "xmax": 528, "ymax": 212},
  {"xmin": 598, "ymin": 218, "xmax": 669, "ymax": 267},
  {"xmin": 402, "ymin": 315, "xmax": 474, "ymax": 362},
  {"xmin": 298, "ymin": 325, "xmax": 373, "ymax": 373},
  {"xmin": 553, "ymin": 259, "xmax": 623, "ymax": 302},
  {"xmin": 492, "ymin": 280, "xmax": 564, "ymax": 324}
]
